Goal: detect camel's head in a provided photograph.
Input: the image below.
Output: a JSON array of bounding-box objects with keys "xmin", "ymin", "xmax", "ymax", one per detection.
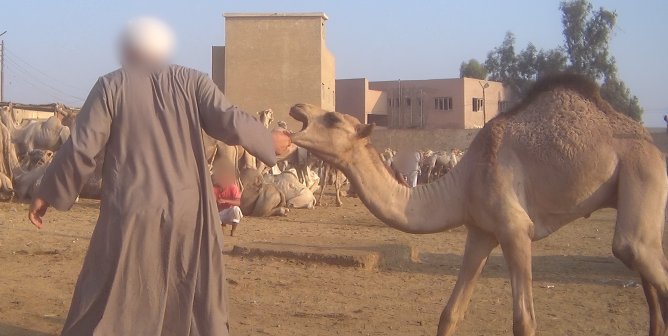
[
  {"xmin": 25, "ymin": 149, "xmax": 54, "ymax": 170},
  {"xmin": 289, "ymin": 103, "xmax": 374, "ymax": 166}
]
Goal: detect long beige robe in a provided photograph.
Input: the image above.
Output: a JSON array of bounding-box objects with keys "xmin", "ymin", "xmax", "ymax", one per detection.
[{"xmin": 37, "ymin": 65, "xmax": 277, "ymax": 336}]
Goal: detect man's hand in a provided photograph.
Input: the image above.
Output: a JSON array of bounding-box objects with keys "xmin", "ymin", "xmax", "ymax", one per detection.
[
  {"xmin": 29, "ymin": 197, "xmax": 50, "ymax": 229},
  {"xmin": 272, "ymin": 130, "xmax": 292, "ymax": 156}
]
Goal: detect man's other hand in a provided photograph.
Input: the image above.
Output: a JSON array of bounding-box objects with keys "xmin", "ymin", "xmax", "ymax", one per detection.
[{"xmin": 29, "ymin": 197, "xmax": 50, "ymax": 229}]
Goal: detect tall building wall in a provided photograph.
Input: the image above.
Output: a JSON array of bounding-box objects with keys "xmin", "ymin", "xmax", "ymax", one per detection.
[
  {"xmin": 335, "ymin": 78, "xmax": 367, "ymax": 123},
  {"xmin": 211, "ymin": 46, "xmax": 225, "ymax": 92},
  {"xmin": 219, "ymin": 13, "xmax": 334, "ymax": 129}
]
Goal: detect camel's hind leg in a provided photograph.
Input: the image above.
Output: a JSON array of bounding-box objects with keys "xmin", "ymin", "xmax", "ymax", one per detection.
[
  {"xmin": 612, "ymin": 160, "xmax": 668, "ymax": 336},
  {"xmin": 437, "ymin": 227, "xmax": 497, "ymax": 336}
]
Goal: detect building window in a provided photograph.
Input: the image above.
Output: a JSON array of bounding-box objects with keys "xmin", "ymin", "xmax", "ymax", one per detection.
[
  {"xmin": 405, "ymin": 98, "xmax": 411, "ymax": 106},
  {"xmin": 472, "ymin": 98, "xmax": 484, "ymax": 112},
  {"xmin": 395, "ymin": 98, "xmax": 400, "ymax": 107},
  {"xmin": 498, "ymin": 100, "xmax": 509, "ymax": 113},
  {"xmin": 387, "ymin": 98, "xmax": 392, "ymax": 107},
  {"xmin": 435, "ymin": 97, "xmax": 453, "ymax": 111}
]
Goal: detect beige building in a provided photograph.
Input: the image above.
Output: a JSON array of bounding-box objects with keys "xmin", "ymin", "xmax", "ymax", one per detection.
[
  {"xmin": 335, "ymin": 78, "xmax": 387, "ymax": 125},
  {"xmin": 212, "ymin": 12, "xmax": 335, "ymax": 129},
  {"xmin": 336, "ymin": 77, "xmax": 509, "ymax": 129}
]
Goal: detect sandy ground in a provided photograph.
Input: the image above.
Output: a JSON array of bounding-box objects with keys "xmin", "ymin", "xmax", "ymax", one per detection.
[{"xmin": 0, "ymin": 189, "xmax": 661, "ymax": 336}]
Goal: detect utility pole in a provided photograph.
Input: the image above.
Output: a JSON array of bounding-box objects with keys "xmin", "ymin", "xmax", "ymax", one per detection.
[
  {"xmin": 479, "ymin": 81, "xmax": 489, "ymax": 125},
  {"xmin": 0, "ymin": 31, "xmax": 6, "ymax": 102}
]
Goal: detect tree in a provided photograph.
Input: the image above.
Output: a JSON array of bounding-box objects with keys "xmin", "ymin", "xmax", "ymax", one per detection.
[
  {"xmin": 485, "ymin": 33, "xmax": 566, "ymax": 97},
  {"xmin": 481, "ymin": 0, "xmax": 642, "ymax": 120},
  {"xmin": 485, "ymin": 32, "xmax": 517, "ymax": 86},
  {"xmin": 459, "ymin": 59, "xmax": 488, "ymax": 80},
  {"xmin": 600, "ymin": 76, "xmax": 643, "ymax": 121},
  {"xmin": 560, "ymin": 0, "xmax": 617, "ymax": 80}
]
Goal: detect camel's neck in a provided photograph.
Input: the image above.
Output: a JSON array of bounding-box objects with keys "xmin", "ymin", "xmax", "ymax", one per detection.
[
  {"xmin": 5, "ymin": 133, "xmax": 22, "ymax": 176},
  {"xmin": 1, "ymin": 110, "xmax": 26, "ymax": 142},
  {"xmin": 341, "ymin": 143, "xmax": 469, "ymax": 234}
]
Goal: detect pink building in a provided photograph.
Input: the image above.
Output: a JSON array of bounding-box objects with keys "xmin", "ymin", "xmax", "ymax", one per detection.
[{"xmin": 335, "ymin": 77, "xmax": 510, "ymax": 129}]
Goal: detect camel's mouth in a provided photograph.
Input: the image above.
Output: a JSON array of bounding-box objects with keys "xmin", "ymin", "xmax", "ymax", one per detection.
[{"xmin": 288, "ymin": 104, "xmax": 310, "ymax": 134}]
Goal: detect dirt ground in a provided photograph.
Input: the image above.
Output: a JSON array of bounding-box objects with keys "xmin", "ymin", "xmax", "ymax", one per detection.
[{"xmin": 0, "ymin": 188, "xmax": 662, "ymax": 336}]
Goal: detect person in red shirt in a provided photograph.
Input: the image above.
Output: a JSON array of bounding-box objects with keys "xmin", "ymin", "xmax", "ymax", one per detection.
[{"xmin": 212, "ymin": 169, "xmax": 243, "ymax": 236}]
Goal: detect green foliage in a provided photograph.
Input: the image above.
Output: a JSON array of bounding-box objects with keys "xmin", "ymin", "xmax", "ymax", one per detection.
[
  {"xmin": 485, "ymin": 33, "xmax": 567, "ymax": 96},
  {"xmin": 480, "ymin": 0, "xmax": 643, "ymax": 120},
  {"xmin": 459, "ymin": 59, "xmax": 488, "ymax": 80},
  {"xmin": 560, "ymin": 0, "xmax": 617, "ymax": 80},
  {"xmin": 600, "ymin": 76, "xmax": 643, "ymax": 121}
]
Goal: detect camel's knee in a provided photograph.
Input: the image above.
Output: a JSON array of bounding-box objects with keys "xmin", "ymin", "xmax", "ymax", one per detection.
[{"xmin": 612, "ymin": 240, "xmax": 638, "ymax": 269}]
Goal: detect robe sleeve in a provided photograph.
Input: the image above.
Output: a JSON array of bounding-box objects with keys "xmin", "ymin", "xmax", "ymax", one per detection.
[
  {"xmin": 195, "ymin": 74, "xmax": 277, "ymax": 166},
  {"xmin": 37, "ymin": 78, "xmax": 112, "ymax": 211}
]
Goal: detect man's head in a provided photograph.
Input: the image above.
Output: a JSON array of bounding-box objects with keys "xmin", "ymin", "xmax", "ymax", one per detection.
[{"xmin": 119, "ymin": 17, "xmax": 175, "ymax": 66}]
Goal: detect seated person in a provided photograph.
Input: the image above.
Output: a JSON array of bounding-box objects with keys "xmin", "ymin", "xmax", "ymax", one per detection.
[{"xmin": 212, "ymin": 169, "xmax": 243, "ymax": 236}]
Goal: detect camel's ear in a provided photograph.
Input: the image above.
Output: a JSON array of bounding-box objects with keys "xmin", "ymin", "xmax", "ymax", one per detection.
[{"xmin": 356, "ymin": 123, "xmax": 375, "ymax": 138}]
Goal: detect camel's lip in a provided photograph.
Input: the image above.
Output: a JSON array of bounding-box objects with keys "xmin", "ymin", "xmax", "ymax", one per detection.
[{"xmin": 288, "ymin": 104, "xmax": 310, "ymax": 134}]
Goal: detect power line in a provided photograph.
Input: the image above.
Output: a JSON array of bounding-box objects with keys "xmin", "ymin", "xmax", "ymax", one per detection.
[
  {"xmin": 4, "ymin": 47, "xmax": 85, "ymax": 92},
  {"xmin": 4, "ymin": 65, "xmax": 64, "ymax": 102},
  {"xmin": 4, "ymin": 63, "xmax": 84, "ymax": 105},
  {"xmin": 3, "ymin": 54, "xmax": 84, "ymax": 101}
]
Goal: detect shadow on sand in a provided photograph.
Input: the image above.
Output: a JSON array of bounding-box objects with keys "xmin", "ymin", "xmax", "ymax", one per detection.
[
  {"xmin": 0, "ymin": 323, "xmax": 55, "ymax": 336},
  {"xmin": 360, "ymin": 243, "xmax": 636, "ymax": 287}
]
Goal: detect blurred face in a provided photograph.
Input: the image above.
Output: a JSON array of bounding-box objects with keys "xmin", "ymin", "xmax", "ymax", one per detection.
[{"xmin": 213, "ymin": 170, "xmax": 235, "ymax": 185}]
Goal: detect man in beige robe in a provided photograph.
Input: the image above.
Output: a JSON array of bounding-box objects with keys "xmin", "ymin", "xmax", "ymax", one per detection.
[{"xmin": 27, "ymin": 17, "xmax": 291, "ymax": 335}]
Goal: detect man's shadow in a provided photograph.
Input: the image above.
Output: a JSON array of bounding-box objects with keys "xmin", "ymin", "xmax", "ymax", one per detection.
[{"xmin": 0, "ymin": 322, "xmax": 57, "ymax": 336}]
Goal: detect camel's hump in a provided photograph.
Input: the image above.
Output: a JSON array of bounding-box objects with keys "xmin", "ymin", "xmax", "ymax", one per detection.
[{"xmin": 504, "ymin": 73, "xmax": 615, "ymax": 117}]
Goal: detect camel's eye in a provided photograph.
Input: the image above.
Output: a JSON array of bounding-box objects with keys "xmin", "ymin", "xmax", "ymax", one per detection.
[{"xmin": 323, "ymin": 112, "xmax": 341, "ymax": 126}]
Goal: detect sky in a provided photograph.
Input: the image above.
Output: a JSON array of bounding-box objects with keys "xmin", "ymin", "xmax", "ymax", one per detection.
[{"xmin": 2, "ymin": 1, "xmax": 667, "ymax": 126}]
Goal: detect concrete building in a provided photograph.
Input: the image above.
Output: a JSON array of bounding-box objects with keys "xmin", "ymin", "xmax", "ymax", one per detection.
[
  {"xmin": 335, "ymin": 77, "xmax": 509, "ymax": 129},
  {"xmin": 212, "ymin": 12, "xmax": 335, "ymax": 129},
  {"xmin": 335, "ymin": 78, "xmax": 387, "ymax": 126}
]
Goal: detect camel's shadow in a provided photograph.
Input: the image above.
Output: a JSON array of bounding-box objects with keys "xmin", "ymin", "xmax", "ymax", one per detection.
[{"xmin": 367, "ymin": 244, "xmax": 636, "ymax": 287}]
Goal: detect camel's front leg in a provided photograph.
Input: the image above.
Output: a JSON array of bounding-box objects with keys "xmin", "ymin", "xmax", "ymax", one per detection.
[
  {"xmin": 500, "ymin": 229, "xmax": 536, "ymax": 336},
  {"xmin": 437, "ymin": 227, "xmax": 497, "ymax": 336}
]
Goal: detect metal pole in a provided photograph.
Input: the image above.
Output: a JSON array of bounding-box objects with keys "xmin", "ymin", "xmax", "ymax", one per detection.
[
  {"xmin": 420, "ymin": 89, "xmax": 424, "ymax": 128},
  {"xmin": 0, "ymin": 31, "xmax": 5, "ymax": 102},
  {"xmin": 479, "ymin": 81, "xmax": 489, "ymax": 125},
  {"xmin": 398, "ymin": 79, "xmax": 402, "ymax": 128},
  {"xmin": 482, "ymin": 87, "xmax": 486, "ymax": 124},
  {"xmin": 0, "ymin": 39, "xmax": 4, "ymax": 102}
]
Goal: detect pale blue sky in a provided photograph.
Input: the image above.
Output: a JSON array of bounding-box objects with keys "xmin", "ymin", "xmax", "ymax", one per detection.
[{"xmin": 2, "ymin": 1, "xmax": 667, "ymax": 126}]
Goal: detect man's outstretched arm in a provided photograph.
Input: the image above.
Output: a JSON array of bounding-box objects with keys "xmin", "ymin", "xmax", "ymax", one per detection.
[
  {"xmin": 29, "ymin": 78, "xmax": 112, "ymax": 228},
  {"xmin": 195, "ymin": 73, "xmax": 290, "ymax": 165}
]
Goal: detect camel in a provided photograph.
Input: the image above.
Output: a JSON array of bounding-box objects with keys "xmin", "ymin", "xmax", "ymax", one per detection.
[
  {"xmin": 277, "ymin": 144, "xmax": 320, "ymax": 191},
  {"xmin": 0, "ymin": 123, "xmax": 14, "ymax": 200},
  {"xmin": 263, "ymin": 169, "xmax": 316, "ymax": 209},
  {"xmin": 316, "ymin": 162, "xmax": 345, "ymax": 207},
  {"xmin": 12, "ymin": 149, "xmax": 53, "ymax": 200},
  {"xmin": 0, "ymin": 121, "xmax": 53, "ymax": 201},
  {"xmin": 0, "ymin": 105, "xmax": 70, "ymax": 159},
  {"xmin": 288, "ymin": 74, "xmax": 668, "ymax": 336},
  {"xmin": 238, "ymin": 167, "xmax": 289, "ymax": 217}
]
